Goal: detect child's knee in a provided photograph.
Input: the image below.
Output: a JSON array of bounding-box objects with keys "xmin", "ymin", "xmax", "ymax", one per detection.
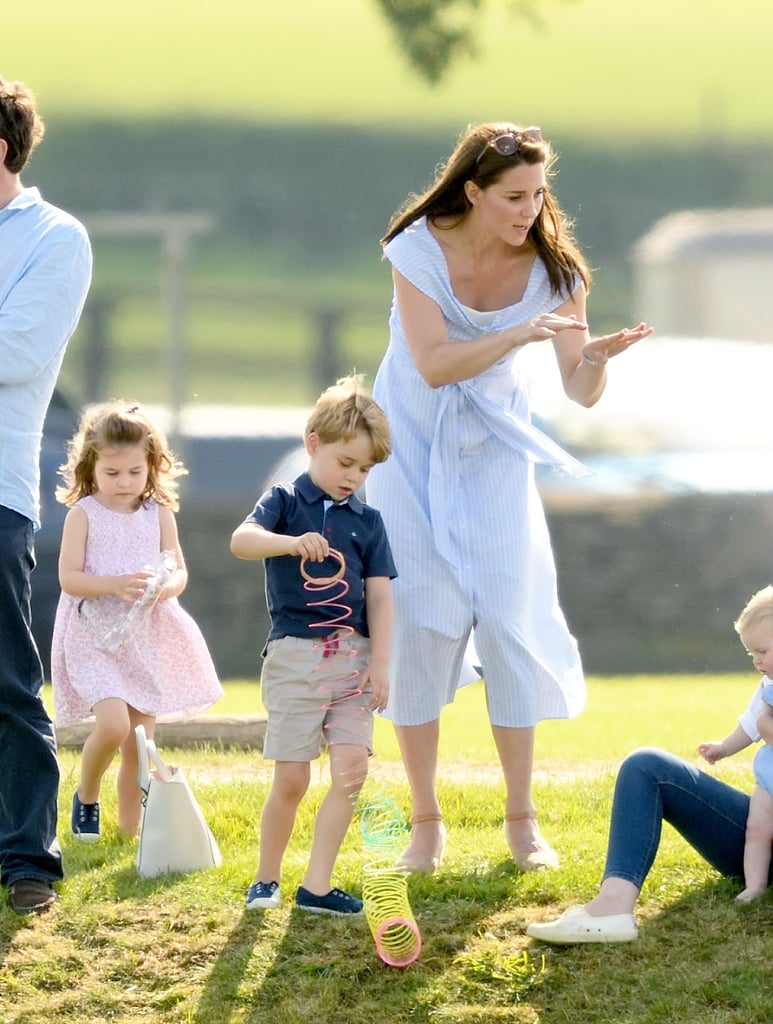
[
  {"xmin": 272, "ymin": 763, "xmax": 310, "ymax": 803},
  {"xmin": 93, "ymin": 717, "xmax": 131, "ymax": 750},
  {"xmin": 329, "ymin": 747, "xmax": 369, "ymax": 794}
]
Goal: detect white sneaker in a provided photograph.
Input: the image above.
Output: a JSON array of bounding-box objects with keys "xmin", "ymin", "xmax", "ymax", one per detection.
[{"xmin": 526, "ymin": 905, "xmax": 638, "ymax": 944}]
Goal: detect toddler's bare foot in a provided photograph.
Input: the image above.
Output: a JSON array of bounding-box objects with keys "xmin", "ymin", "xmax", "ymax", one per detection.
[{"xmin": 734, "ymin": 885, "xmax": 766, "ymax": 904}]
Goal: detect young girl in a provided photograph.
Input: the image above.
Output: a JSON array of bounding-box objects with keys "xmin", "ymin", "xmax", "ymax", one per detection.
[{"xmin": 51, "ymin": 400, "xmax": 223, "ymax": 841}]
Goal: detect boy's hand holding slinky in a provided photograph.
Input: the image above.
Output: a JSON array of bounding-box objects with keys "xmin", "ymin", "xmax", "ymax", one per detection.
[{"xmin": 290, "ymin": 532, "xmax": 330, "ymax": 562}]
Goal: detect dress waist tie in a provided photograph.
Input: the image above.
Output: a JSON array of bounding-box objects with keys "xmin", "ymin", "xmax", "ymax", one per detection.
[{"xmin": 428, "ymin": 381, "xmax": 591, "ymax": 568}]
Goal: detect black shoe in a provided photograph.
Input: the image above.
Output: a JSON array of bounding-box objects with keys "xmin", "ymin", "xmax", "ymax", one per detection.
[{"xmin": 8, "ymin": 879, "xmax": 57, "ymax": 915}]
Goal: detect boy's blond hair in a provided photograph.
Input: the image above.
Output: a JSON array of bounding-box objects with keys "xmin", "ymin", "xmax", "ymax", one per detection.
[
  {"xmin": 305, "ymin": 373, "xmax": 391, "ymax": 464},
  {"xmin": 734, "ymin": 585, "xmax": 773, "ymax": 636}
]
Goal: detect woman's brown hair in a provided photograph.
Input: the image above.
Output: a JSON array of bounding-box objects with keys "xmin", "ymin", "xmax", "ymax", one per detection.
[{"xmin": 381, "ymin": 121, "xmax": 590, "ymax": 297}]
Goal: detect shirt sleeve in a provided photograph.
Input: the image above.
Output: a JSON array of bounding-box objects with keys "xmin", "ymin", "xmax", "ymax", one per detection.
[
  {"xmin": 245, "ymin": 485, "xmax": 287, "ymax": 533},
  {"xmin": 362, "ymin": 510, "xmax": 398, "ymax": 580},
  {"xmin": 738, "ymin": 680, "xmax": 765, "ymax": 742},
  {"xmin": 0, "ymin": 221, "xmax": 92, "ymax": 384},
  {"xmin": 383, "ymin": 224, "xmax": 457, "ymax": 313}
]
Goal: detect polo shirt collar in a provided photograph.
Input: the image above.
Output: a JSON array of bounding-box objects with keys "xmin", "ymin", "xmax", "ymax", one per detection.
[
  {"xmin": 0, "ymin": 186, "xmax": 41, "ymax": 222},
  {"xmin": 294, "ymin": 471, "xmax": 365, "ymax": 515},
  {"xmin": 4, "ymin": 186, "xmax": 41, "ymax": 211}
]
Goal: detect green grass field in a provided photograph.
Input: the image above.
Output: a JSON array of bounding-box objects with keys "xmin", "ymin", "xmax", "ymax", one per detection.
[
  {"xmin": 44, "ymin": 672, "xmax": 762, "ymax": 770},
  {"xmin": 195, "ymin": 673, "xmax": 761, "ymax": 770},
  {"xmin": 4, "ymin": 0, "xmax": 773, "ymax": 139},
  {"xmin": 8, "ymin": 674, "xmax": 769, "ymax": 1023}
]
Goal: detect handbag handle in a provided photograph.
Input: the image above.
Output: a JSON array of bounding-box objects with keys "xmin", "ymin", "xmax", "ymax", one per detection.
[{"xmin": 135, "ymin": 724, "xmax": 174, "ymax": 792}]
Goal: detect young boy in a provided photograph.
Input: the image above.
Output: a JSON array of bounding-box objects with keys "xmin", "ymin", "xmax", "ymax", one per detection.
[
  {"xmin": 698, "ymin": 585, "xmax": 773, "ymax": 903},
  {"xmin": 231, "ymin": 374, "xmax": 396, "ymax": 915}
]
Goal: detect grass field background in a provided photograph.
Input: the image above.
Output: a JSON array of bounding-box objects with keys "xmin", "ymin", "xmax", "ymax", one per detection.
[
  {"xmin": 3, "ymin": 12, "xmax": 770, "ymax": 1012},
  {"xmin": 45, "ymin": 673, "xmax": 761, "ymax": 772},
  {"xmin": 4, "ymin": 0, "xmax": 772, "ymax": 139},
  {"xmin": 11, "ymin": 673, "xmax": 768, "ymax": 1024},
  {"xmin": 5, "ymin": 1, "xmax": 772, "ymax": 411}
]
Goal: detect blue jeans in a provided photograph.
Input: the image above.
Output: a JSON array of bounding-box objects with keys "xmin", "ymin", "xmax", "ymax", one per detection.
[
  {"xmin": 603, "ymin": 747, "xmax": 754, "ymax": 889},
  {"xmin": 0, "ymin": 507, "xmax": 63, "ymax": 887}
]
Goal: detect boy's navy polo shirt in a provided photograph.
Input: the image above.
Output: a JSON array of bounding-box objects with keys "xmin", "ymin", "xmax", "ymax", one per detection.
[{"xmin": 246, "ymin": 472, "xmax": 397, "ymax": 643}]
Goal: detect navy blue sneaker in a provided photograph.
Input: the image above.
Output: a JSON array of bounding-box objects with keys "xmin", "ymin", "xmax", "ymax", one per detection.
[
  {"xmin": 71, "ymin": 792, "xmax": 100, "ymax": 843},
  {"xmin": 246, "ymin": 881, "xmax": 281, "ymax": 910},
  {"xmin": 295, "ymin": 885, "xmax": 363, "ymax": 916}
]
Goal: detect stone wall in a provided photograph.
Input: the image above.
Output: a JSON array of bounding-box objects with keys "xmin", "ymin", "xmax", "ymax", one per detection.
[
  {"xmin": 548, "ymin": 492, "xmax": 773, "ymax": 675},
  {"xmin": 177, "ymin": 490, "xmax": 772, "ymax": 680}
]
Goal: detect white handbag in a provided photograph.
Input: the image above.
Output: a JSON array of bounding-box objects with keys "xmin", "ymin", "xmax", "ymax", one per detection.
[{"xmin": 135, "ymin": 724, "xmax": 222, "ymax": 878}]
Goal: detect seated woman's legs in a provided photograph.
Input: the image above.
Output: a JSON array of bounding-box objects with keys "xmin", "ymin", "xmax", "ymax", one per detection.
[
  {"xmin": 600, "ymin": 746, "xmax": 749, "ymax": 907},
  {"xmin": 527, "ymin": 747, "xmax": 751, "ymax": 943}
]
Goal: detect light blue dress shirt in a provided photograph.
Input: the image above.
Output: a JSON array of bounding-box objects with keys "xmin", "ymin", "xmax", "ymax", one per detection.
[{"xmin": 0, "ymin": 186, "xmax": 92, "ymax": 528}]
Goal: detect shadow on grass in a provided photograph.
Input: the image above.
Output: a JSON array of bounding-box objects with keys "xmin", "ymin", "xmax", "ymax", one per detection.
[
  {"xmin": 190, "ymin": 909, "xmax": 275, "ymax": 1024},
  {"xmin": 0, "ymin": 899, "xmax": 46, "ymax": 967},
  {"xmin": 60, "ymin": 834, "xmax": 138, "ymax": 883},
  {"xmin": 187, "ymin": 859, "xmax": 540, "ymax": 1024},
  {"xmin": 235, "ymin": 904, "xmax": 435, "ymax": 1024}
]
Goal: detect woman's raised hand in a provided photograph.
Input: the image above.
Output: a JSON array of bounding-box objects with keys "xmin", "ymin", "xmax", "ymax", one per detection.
[
  {"xmin": 513, "ymin": 313, "xmax": 587, "ymax": 347},
  {"xmin": 581, "ymin": 322, "xmax": 653, "ymax": 365}
]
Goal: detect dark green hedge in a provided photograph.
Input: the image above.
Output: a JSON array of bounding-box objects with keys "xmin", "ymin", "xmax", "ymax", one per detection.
[{"xmin": 29, "ymin": 119, "xmax": 773, "ymax": 329}]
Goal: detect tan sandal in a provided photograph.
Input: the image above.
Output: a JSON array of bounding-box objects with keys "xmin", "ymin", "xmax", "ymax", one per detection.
[
  {"xmin": 504, "ymin": 811, "xmax": 559, "ymax": 872},
  {"xmin": 396, "ymin": 813, "xmax": 446, "ymax": 875}
]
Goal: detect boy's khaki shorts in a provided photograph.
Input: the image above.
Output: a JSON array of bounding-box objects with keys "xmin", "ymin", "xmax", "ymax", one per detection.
[{"xmin": 261, "ymin": 631, "xmax": 374, "ymax": 761}]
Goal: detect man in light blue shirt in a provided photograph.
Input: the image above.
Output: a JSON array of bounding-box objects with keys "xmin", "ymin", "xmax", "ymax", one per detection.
[{"xmin": 0, "ymin": 77, "xmax": 92, "ymax": 914}]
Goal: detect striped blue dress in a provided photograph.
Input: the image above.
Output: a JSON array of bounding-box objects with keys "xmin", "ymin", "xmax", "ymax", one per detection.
[{"xmin": 367, "ymin": 217, "xmax": 588, "ymax": 728}]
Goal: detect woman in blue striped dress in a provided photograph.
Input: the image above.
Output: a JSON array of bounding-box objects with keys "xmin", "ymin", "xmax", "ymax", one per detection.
[{"xmin": 367, "ymin": 123, "xmax": 651, "ymax": 874}]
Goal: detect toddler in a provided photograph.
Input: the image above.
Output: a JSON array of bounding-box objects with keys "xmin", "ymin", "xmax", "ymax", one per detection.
[{"xmin": 698, "ymin": 585, "xmax": 773, "ymax": 902}]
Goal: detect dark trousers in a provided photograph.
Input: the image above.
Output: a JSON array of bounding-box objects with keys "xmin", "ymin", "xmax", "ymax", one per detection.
[{"xmin": 0, "ymin": 506, "xmax": 63, "ymax": 887}]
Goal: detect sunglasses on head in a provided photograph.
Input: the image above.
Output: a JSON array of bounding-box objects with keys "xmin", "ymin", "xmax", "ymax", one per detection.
[{"xmin": 477, "ymin": 126, "xmax": 543, "ymax": 163}]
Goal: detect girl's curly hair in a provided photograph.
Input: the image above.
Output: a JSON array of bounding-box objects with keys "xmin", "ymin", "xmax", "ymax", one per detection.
[{"xmin": 56, "ymin": 399, "xmax": 187, "ymax": 511}]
